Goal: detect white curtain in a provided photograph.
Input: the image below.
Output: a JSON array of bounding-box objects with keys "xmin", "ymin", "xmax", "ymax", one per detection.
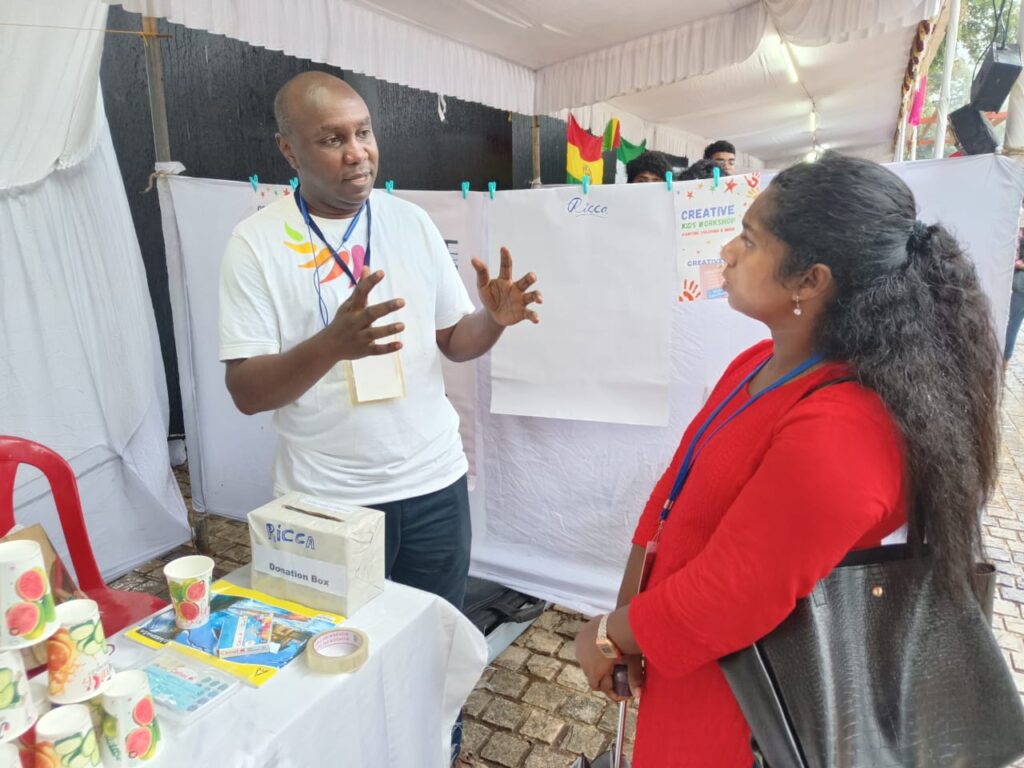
[
  {"xmin": 0, "ymin": 0, "xmax": 190, "ymax": 578},
  {"xmin": 534, "ymin": 3, "xmax": 768, "ymax": 114},
  {"xmin": 104, "ymin": 0, "xmax": 536, "ymax": 115},
  {"xmin": 763, "ymin": 0, "xmax": 943, "ymax": 46}
]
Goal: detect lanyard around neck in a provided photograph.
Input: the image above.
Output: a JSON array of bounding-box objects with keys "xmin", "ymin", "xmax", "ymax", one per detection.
[
  {"xmin": 659, "ymin": 353, "xmax": 824, "ymax": 523},
  {"xmin": 295, "ymin": 187, "xmax": 372, "ymax": 288}
]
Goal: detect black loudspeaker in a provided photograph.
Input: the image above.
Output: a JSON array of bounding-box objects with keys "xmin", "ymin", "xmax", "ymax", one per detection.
[
  {"xmin": 970, "ymin": 43, "xmax": 1023, "ymax": 111},
  {"xmin": 949, "ymin": 106, "xmax": 998, "ymax": 155}
]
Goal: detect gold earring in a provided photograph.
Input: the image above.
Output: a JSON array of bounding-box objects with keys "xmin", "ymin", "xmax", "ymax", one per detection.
[{"xmin": 793, "ymin": 296, "xmax": 802, "ymax": 316}]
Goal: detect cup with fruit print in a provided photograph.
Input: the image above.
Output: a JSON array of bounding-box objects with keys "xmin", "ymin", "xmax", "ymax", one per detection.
[
  {"xmin": 98, "ymin": 671, "xmax": 161, "ymax": 766},
  {"xmin": 33, "ymin": 704, "xmax": 100, "ymax": 768},
  {"xmin": 0, "ymin": 649, "xmax": 35, "ymax": 744},
  {"xmin": 163, "ymin": 555, "xmax": 214, "ymax": 630},
  {"xmin": 46, "ymin": 599, "xmax": 114, "ymax": 705},
  {"xmin": 0, "ymin": 541, "xmax": 58, "ymax": 650}
]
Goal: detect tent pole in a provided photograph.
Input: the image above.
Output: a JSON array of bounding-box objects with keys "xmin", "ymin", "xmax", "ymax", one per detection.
[
  {"xmin": 897, "ymin": 118, "xmax": 908, "ymax": 161},
  {"xmin": 142, "ymin": 17, "xmax": 171, "ymax": 163},
  {"xmin": 1004, "ymin": 0, "xmax": 1024, "ymax": 151},
  {"xmin": 934, "ymin": 0, "xmax": 961, "ymax": 159},
  {"xmin": 142, "ymin": 17, "xmax": 208, "ymax": 552},
  {"xmin": 910, "ymin": 124, "xmax": 919, "ymax": 161},
  {"xmin": 531, "ymin": 115, "xmax": 542, "ymax": 188}
]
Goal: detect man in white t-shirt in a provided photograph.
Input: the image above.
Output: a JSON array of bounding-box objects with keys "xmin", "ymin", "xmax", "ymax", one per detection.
[{"xmin": 218, "ymin": 72, "xmax": 541, "ymax": 619}]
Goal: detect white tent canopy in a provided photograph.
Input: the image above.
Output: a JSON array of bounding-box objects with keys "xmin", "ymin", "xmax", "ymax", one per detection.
[{"xmin": 108, "ymin": 0, "xmax": 941, "ymax": 166}]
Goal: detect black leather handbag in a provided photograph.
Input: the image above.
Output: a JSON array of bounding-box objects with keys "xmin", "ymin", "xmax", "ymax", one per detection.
[{"xmin": 719, "ymin": 545, "xmax": 1024, "ymax": 768}]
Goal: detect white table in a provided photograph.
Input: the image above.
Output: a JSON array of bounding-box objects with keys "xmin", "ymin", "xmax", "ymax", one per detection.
[{"xmin": 105, "ymin": 573, "xmax": 488, "ymax": 767}]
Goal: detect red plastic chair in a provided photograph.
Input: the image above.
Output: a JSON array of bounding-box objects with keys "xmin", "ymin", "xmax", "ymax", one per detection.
[{"xmin": 0, "ymin": 436, "xmax": 168, "ymax": 635}]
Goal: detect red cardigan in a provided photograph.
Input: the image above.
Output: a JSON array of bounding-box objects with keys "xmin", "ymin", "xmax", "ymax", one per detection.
[{"xmin": 627, "ymin": 340, "xmax": 906, "ymax": 767}]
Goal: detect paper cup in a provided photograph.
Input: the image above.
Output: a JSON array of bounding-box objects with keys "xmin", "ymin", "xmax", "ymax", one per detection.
[
  {"xmin": 0, "ymin": 650, "xmax": 34, "ymax": 744},
  {"xmin": 163, "ymin": 555, "xmax": 213, "ymax": 630},
  {"xmin": 0, "ymin": 743, "xmax": 17, "ymax": 768},
  {"xmin": 46, "ymin": 600, "xmax": 113, "ymax": 704},
  {"xmin": 98, "ymin": 671, "xmax": 161, "ymax": 766},
  {"xmin": 0, "ymin": 541, "xmax": 57, "ymax": 650},
  {"xmin": 33, "ymin": 704, "xmax": 100, "ymax": 768}
]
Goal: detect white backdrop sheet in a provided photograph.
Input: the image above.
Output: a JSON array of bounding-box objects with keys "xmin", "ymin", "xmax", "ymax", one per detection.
[
  {"xmin": 161, "ymin": 156, "xmax": 1024, "ymax": 614},
  {"xmin": 1, "ymin": 111, "xmax": 190, "ymax": 579}
]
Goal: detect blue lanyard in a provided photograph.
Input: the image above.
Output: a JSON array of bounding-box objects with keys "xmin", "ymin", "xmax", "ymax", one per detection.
[
  {"xmin": 295, "ymin": 187, "xmax": 372, "ymax": 288},
  {"xmin": 659, "ymin": 353, "xmax": 824, "ymax": 523}
]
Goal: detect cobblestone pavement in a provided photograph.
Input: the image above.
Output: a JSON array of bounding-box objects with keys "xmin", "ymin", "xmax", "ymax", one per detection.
[{"xmin": 111, "ymin": 357, "xmax": 1024, "ymax": 767}]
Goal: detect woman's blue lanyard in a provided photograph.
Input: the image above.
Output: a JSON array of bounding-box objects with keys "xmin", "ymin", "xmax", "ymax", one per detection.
[
  {"xmin": 295, "ymin": 186, "xmax": 373, "ymax": 327},
  {"xmin": 659, "ymin": 353, "xmax": 824, "ymax": 524}
]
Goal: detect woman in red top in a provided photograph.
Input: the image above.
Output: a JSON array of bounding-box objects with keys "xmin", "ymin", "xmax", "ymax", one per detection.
[{"xmin": 575, "ymin": 154, "xmax": 1001, "ymax": 766}]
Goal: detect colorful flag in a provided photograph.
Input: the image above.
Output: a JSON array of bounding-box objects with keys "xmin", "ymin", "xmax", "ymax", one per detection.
[
  {"xmin": 566, "ymin": 114, "xmax": 604, "ymax": 185},
  {"xmin": 602, "ymin": 118, "xmax": 621, "ymax": 152},
  {"xmin": 616, "ymin": 135, "xmax": 647, "ymax": 165}
]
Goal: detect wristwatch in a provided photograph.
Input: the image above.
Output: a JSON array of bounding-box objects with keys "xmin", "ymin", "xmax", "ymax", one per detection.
[{"xmin": 596, "ymin": 614, "xmax": 622, "ymax": 660}]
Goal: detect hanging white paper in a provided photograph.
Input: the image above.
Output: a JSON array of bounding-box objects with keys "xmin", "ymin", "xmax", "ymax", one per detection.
[
  {"xmin": 394, "ymin": 190, "xmax": 486, "ymax": 490},
  {"xmin": 488, "ymin": 184, "xmax": 676, "ymax": 426}
]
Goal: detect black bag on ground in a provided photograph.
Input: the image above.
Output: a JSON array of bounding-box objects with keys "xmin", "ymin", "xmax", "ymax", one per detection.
[
  {"xmin": 719, "ymin": 545, "xmax": 1024, "ymax": 768},
  {"xmin": 462, "ymin": 576, "xmax": 545, "ymax": 636}
]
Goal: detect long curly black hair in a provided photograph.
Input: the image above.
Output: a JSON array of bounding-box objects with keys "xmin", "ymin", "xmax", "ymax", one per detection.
[{"xmin": 764, "ymin": 153, "xmax": 1001, "ymax": 594}]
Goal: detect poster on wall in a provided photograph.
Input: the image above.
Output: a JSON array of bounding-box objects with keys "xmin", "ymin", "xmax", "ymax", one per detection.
[
  {"xmin": 673, "ymin": 171, "xmax": 765, "ymax": 302},
  {"xmin": 254, "ymin": 182, "xmax": 293, "ymax": 212}
]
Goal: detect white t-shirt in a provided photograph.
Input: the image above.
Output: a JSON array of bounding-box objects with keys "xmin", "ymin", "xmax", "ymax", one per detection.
[{"xmin": 218, "ymin": 190, "xmax": 474, "ymax": 504}]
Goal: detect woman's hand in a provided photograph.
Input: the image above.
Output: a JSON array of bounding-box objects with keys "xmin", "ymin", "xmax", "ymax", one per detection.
[
  {"xmin": 575, "ymin": 617, "xmax": 644, "ymax": 702},
  {"xmin": 575, "ymin": 616, "xmax": 616, "ymax": 693}
]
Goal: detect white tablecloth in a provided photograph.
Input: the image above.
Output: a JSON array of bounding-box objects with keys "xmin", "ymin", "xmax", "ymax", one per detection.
[{"xmin": 104, "ymin": 575, "xmax": 488, "ymax": 767}]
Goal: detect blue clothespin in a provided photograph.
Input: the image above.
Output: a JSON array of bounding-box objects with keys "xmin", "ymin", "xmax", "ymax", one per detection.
[
  {"xmin": 488, "ymin": 181, "xmax": 496, "ymax": 200},
  {"xmin": 461, "ymin": 181, "xmax": 470, "ymax": 199},
  {"xmin": 289, "ymin": 177, "xmax": 299, "ymax": 190},
  {"xmin": 385, "ymin": 180, "xmax": 394, "ymax": 195},
  {"xmin": 249, "ymin": 174, "xmax": 259, "ymax": 192},
  {"xmin": 713, "ymin": 165, "xmax": 720, "ymax": 190},
  {"xmin": 582, "ymin": 174, "xmax": 590, "ymax": 194},
  {"xmin": 665, "ymin": 171, "xmax": 673, "ymax": 191}
]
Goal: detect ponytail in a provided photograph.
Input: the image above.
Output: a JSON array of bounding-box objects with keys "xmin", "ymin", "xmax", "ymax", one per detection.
[{"xmin": 765, "ymin": 154, "xmax": 1001, "ymax": 594}]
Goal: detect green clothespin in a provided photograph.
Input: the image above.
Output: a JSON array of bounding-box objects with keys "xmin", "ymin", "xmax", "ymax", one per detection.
[
  {"xmin": 249, "ymin": 174, "xmax": 259, "ymax": 192},
  {"xmin": 488, "ymin": 181, "xmax": 496, "ymax": 200},
  {"xmin": 665, "ymin": 171, "xmax": 673, "ymax": 191},
  {"xmin": 713, "ymin": 166, "xmax": 720, "ymax": 190},
  {"xmin": 582, "ymin": 174, "xmax": 590, "ymax": 194},
  {"xmin": 385, "ymin": 180, "xmax": 394, "ymax": 194},
  {"xmin": 461, "ymin": 181, "xmax": 470, "ymax": 199},
  {"xmin": 289, "ymin": 177, "xmax": 299, "ymax": 190}
]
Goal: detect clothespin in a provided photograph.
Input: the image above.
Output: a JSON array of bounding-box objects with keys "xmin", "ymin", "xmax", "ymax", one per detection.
[
  {"xmin": 385, "ymin": 180, "xmax": 395, "ymax": 195},
  {"xmin": 461, "ymin": 181, "xmax": 470, "ymax": 200},
  {"xmin": 582, "ymin": 174, "xmax": 590, "ymax": 195},
  {"xmin": 249, "ymin": 174, "xmax": 259, "ymax": 192},
  {"xmin": 488, "ymin": 181, "xmax": 496, "ymax": 200},
  {"xmin": 665, "ymin": 171, "xmax": 673, "ymax": 191},
  {"xmin": 713, "ymin": 166, "xmax": 720, "ymax": 190},
  {"xmin": 289, "ymin": 177, "xmax": 299, "ymax": 190}
]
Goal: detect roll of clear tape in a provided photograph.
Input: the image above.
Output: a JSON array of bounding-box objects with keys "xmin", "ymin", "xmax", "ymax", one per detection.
[{"xmin": 306, "ymin": 628, "xmax": 369, "ymax": 674}]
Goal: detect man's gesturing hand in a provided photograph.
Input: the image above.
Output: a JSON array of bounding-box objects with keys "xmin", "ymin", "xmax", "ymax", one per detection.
[{"xmin": 326, "ymin": 267, "xmax": 405, "ymax": 360}]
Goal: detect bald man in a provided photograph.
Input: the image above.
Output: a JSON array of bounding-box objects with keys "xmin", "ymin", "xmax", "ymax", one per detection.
[{"xmin": 219, "ymin": 72, "xmax": 541, "ymax": 616}]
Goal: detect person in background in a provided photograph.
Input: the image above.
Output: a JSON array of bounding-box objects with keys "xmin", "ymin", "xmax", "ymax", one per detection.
[
  {"xmin": 680, "ymin": 158, "xmax": 720, "ymax": 181},
  {"xmin": 1003, "ymin": 229, "xmax": 1024, "ymax": 368},
  {"xmin": 704, "ymin": 139, "xmax": 737, "ymax": 175},
  {"xmin": 627, "ymin": 151, "xmax": 671, "ymax": 183},
  {"xmin": 575, "ymin": 153, "xmax": 1000, "ymax": 767}
]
